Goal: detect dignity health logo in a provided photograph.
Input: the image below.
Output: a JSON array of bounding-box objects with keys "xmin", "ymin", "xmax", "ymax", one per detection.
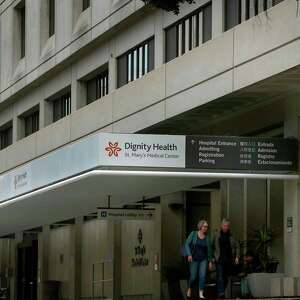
[{"xmin": 105, "ymin": 142, "xmax": 122, "ymax": 157}]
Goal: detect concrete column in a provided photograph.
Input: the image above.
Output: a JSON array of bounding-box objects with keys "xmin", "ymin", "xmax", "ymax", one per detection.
[
  {"xmin": 71, "ymin": 65, "xmax": 86, "ymax": 110},
  {"xmin": 240, "ymin": 0, "xmax": 248, "ymax": 22},
  {"xmin": 161, "ymin": 192, "xmax": 185, "ymax": 267},
  {"xmin": 212, "ymin": 0, "xmax": 224, "ymax": 39},
  {"xmin": 12, "ymin": 117, "xmax": 21, "ymax": 142},
  {"xmin": 152, "ymin": 204, "xmax": 162, "ymax": 300},
  {"xmin": 72, "ymin": 217, "xmax": 83, "ymax": 300},
  {"xmin": 284, "ymin": 98, "xmax": 300, "ymax": 277},
  {"xmin": 38, "ymin": 226, "xmax": 50, "ymax": 300},
  {"xmin": 40, "ymin": 99, "xmax": 52, "ymax": 127},
  {"xmin": 108, "ymin": 41, "xmax": 117, "ymax": 92},
  {"xmin": 9, "ymin": 238, "xmax": 17, "ymax": 300},
  {"xmin": 211, "ymin": 190, "xmax": 221, "ymax": 234},
  {"xmin": 111, "ymin": 220, "xmax": 121, "ymax": 300},
  {"xmin": 154, "ymin": 10, "xmax": 164, "ymax": 68}
]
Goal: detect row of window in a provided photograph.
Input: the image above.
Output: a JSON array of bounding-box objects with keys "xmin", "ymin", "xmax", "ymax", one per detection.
[
  {"xmin": 117, "ymin": 2, "xmax": 213, "ymax": 87},
  {"xmin": 165, "ymin": 3, "xmax": 212, "ymax": 63},
  {"xmin": 225, "ymin": 0, "xmax": 285, "ymax": 31},
  {"xmin": 14, "ymin": 0, "xmax": 285, "ymax": 62},
  {"xmin": 0, "ymin": 66, "xmax": 109, "ymax": 150},
  {"xmin": 16, "ymin": 0, "xmax": 90, "ymax": 60},
  {"xmin": 0, "ymin": 0, "xmax": 284, "ymax": 150}
]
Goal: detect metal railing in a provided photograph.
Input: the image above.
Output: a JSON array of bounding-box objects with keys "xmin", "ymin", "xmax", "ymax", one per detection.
[{"xmin": 91, "ymin": 259, "xmax": 113, "ymax": 299}]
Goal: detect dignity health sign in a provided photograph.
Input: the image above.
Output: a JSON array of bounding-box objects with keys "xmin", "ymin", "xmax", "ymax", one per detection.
[
  {"xmin": 0, "ymin": 132, "xmax": 297, "ymax": 203},
  {"xmin": 99, "ymin": 133, "xmax": 186, "ymax": 168}
]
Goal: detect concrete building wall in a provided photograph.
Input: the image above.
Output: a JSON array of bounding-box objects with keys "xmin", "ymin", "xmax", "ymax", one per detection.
[
  {"xmin": 81, "ymin": 219, "xmax": 111, "ymax": 299},
  {"xmin": 48, "ymin": 226, "xmax": 75, "ymax": 300},
  {"xmin": 0, "ymin": 0, "xmax": 300, "ymax": 297},
  {"xmin": 0, "ymin": 0, "xmax": 299, "ymax": 176}
]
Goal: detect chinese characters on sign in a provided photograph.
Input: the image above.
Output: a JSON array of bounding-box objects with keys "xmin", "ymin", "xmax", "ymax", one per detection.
[{"xmin": 186, "ymin": 136, "xmax": 298, "ymax": 172}]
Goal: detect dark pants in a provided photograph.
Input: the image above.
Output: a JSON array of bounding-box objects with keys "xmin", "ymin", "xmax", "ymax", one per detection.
[{"xmin": 216, "ymin": 261, "xmax": 232, "ymax": 296}]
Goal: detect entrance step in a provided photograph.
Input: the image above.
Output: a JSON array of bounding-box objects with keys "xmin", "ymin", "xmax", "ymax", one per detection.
[{"xmin": 80, "ymin": 298, "xmax": 112, "ymax": 300}]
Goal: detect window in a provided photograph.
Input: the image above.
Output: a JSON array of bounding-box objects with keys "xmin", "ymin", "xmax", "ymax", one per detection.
[
  {"xmin": 49, "ymin": 0, "xmax": 55, "ymax": 37},
  {"xmin": 272, "ymin": 0, "xmax": 284, "ymax": 6},
  {"xmin": 0, "ymin": 123, "xmax": 13, "ymax": 150},
  {"xmin": 15, "ymin": 1, "xmax": 26, "ymax": 59},
  {"xmin": 224, "ymin": 0, "xmax": 241, "ymax": 31},
  {"xmin": 227, "ymin": 0, "xmax": 286, "ymax": 27},
  {"xmin": 87, "ymin": 69, "xmax": 109, "ymax": 104},
  {"xmin": 165, "ymin": 3, "xmax": 212, "ymax": 63},
  {"xmin": 83, "ymin": 0, "xmax": 90, "ymax": 11},
  {"xmin": 52, "ymin": 92, "xmax": 71, "ymax": 122},
  {"xmin": 117, "ymin": 38, "xmax": 154, "ymax": 88},
  {"xmin": 24, "ymin": 111, "xmax": 39, "ymax": 137}
]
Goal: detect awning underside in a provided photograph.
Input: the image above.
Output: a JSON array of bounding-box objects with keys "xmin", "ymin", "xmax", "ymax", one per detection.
[{"xmin": 0, "ymin": 169, "xmax": 297, "ymax": 236}]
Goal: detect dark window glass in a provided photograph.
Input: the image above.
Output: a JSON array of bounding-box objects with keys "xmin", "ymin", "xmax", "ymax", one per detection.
[
  {"xmin": 273, "ymin": 0, "xmax": 284, "ymax": 5},
  {"xmin": 87, "ymin": 69, "xmax": 109, "ymax": 104},
  {"xmin": 53, "ymin": 92, "xmax": 71, "ymax": 122},
  {"xmin": 117, "ymin": 54, "xmax": 127, "ymax": 89},
  {"xmin": 245, "ymin": 0, "xmax": 250, "ymax": 20},
  {"xmin": 254, "ymin": 0, "xmax": 259, "ymax": 15},
  {"xmin": 165, "ymin": 26, "xmax": 178, "ymax": 63},
  {"xmin": 245, "ymin": 0, "xmax": 283, "ymax": 21},
  {"xmin": 225, "ymin": 0, "xmax": 241, "ymax": 31},
  {"xmin": 117, "ymin": 38, "xmax": 154, "ymax": 88},
  {"xmin": 83, "ymin": 0, "xmax": 90, "ymax": 11},
  {"xmin": 0, "ymin": 125, "xmax": 13, "ymax": 150},
  {"xmin": 24, "ymin": 111, "xmax": 39, "ymax": 137},
  {"xmin": 165, "ymin": 3, "xmax": 212, "ymax": 63},
  {"xmin": 20, "ymin": 6, "xmax": 26, "ymax": 58},
  {"xmin": 203, "ymin": 4, "xmax": 212, "ymax": 43},
  {"xmin": 49, "ymin": 0, "xmax": 55, "ymax": 37}
]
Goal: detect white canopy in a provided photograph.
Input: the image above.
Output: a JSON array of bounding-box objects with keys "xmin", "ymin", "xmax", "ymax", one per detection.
[{"xmin": 0, "ymin": 169, "xmax": 297, "ymax": 236}]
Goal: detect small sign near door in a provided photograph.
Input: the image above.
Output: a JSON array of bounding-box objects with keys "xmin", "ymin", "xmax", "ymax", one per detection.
[
  {"xmin": 287, "ymin": 216, "xmax": 293, "ymax": 233},
  {"xmin": 98, "ymin": 209, "xmax": 155, "ymax": 221}
]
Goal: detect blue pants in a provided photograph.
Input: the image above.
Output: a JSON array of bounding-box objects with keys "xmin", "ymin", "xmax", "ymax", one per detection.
[
  {"xmin": 188, "ymin": 260, "xmax": 207, "ymax": 290},
  {"xmin": 216, "ymin": 262, "xmax": 231, "ymax": 296}
]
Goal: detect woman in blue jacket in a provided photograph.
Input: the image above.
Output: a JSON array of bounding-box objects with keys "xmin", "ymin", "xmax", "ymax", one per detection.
[{"xmin": 185, "ymin": 220, "xmax": 213, "ymax": 299}]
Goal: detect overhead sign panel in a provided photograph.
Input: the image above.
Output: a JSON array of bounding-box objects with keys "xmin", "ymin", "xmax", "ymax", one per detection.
[
  {"xmin": 186, "ymin": 136, "xmax": 298, "ymax": 172},
  {"xmin": 98, "ymin": 209, "xmax": 155, "ymax": 221}
]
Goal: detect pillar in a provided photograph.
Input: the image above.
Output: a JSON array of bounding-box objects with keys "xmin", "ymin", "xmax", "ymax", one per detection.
[
  {"xmin": 71, "ymin": 65, "xmax": 86, "ymax": 110},
  {"xmin": 152, "ymin": 203, "xmax": 162, "ymax": 300},
  {"xmin": 211, "ymin": 190, "xmax": 221, "ymax": 234},
  {"xmin": 111, "ymin": 220, "xmax": 121, "ymax": 300},
  {"xmin": 12, "ymin": 116, "xmax": 21, "ymax": 142},
  {"xmin": 154, "ymin": 10, "xmax": 164, "ymax": 68},
  {"xmin": 70, "ymin": 217, "xmax": 83, "ymax": 300},
  {"xmin": 108, "ymin": 40, "xmax": 117, "ymax": 93},
  {"xmin": 212, "ymin": 0, "xmax": 224, "ymax": 39},
  {"xmin": 284, "ymin": 98, "xmax": 300, "ymax": 277},
  {"xmin": 40, "ymin": 98, "xmax": 52, "ymax": 127},
  {"xmin": 9, "ymin": 238, "xmax": 17, "ymax": 300},
  {"xmin": 38, "ymin": 226, "xmax": 50, "ymax": 300}
]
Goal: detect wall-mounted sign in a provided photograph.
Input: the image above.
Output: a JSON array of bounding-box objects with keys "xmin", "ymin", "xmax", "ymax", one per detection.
[
  {"xmin": 99, "ymin": 133, "xmax": 186, "ymax": 168},
  {"xmin": 186, "ymin": 136, "xmax": 298, "ymax": 172},
  {"xmin": 98, "ymin": 209, "xmax": 155, "ymax": 221},
  {"xmin": 131, "ymin": 229, "xmax": 149, "ymax": 267},
  {"xmin": 287, "ymin": 216, "xmax": 293, "ymax": 233}
]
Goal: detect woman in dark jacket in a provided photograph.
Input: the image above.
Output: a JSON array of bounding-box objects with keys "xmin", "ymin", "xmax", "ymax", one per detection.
[{"xmin": 185, "ymin": 220, "xmax": 213, "ymax": 299}]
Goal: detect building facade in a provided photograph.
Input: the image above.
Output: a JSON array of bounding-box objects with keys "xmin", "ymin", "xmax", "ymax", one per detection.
[{"xmin": 0, "ymin": 0, "xmax": 300, "ymax": 299}]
